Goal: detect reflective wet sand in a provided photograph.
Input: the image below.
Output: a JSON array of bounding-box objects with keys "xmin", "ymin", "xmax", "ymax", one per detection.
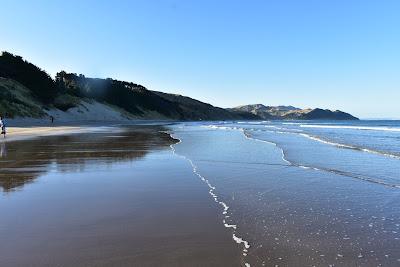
[{"xmin": 0, "ymin": 126, "xmax": 240, "ymax": 266}]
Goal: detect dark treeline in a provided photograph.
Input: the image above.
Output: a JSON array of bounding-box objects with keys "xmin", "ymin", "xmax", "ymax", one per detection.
[
  {"xmin": 0, "ymin": 52, "xmax": 57, "ymax": 103},
  {"xmin": 0, "ymin": 52, "xmax": 184, "ymax": 117},
  {"xmin": 55, "ymin": 71, "xmax": 184, "ymax": 117}
]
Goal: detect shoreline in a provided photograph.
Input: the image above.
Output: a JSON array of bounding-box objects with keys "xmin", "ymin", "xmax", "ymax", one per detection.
[{"xmin": 168, "ymin": 132, "xmax": 251, "ymax": 266}]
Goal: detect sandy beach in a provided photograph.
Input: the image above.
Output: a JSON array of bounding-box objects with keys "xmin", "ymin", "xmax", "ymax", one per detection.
[
  {"xmin": 0, "ymin": 117, "xmax": 177, "ymax": 143},
  {"xmin": 2, "ymin": 126, "xmax": 89, "ymax": 142},
  {"xmin": 0, "ymin": 117, "xmax": 109, "ymax": 142}
]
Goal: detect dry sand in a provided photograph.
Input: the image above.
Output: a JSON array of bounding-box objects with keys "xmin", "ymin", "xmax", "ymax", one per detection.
[
  {"xmin": 1, "ymin": 126, "xmax": 93, "ymax": 142},
  {"xmin": 0, "ymin": 98, "xmax": 176, "ymax": 143}
]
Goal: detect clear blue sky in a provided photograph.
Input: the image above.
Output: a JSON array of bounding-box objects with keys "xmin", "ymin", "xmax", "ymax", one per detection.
[{"xmin": 1, "ymin": 0, "xmax": 399, "ymax": 118}]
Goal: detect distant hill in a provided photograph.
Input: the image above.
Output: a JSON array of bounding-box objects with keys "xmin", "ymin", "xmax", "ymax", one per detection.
[
  {"xmin": 152, "ymin": 91, "xmax": 258, "ymax": 120},
  {"xmin": 230, "ymin": 104, "xmax": 359, "ymax": 120},
  {"xmin": 0, "ymin": 51, "xmax": 358, "ymax": 121}
]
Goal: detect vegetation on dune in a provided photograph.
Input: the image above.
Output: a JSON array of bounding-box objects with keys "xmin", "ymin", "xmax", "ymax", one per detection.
[
  {"xmin": 0, "ymin": 52, "xmax": 57, "ymax": 104},
  {"xmin": 0, "ymin": 52, "xmax": 229, "ymax": 120},
  {"xmin": 55, "ymin": 71, "xmax": 184, "ymax": 118},
  {"xmin": 0, "ymin": 51, "xmax": 260, "ymax": 120},
  {"xmin": 0, "ymin": 78, "xmax": 45, "ymax": 118},
  {"xmin": 53, "ymin": 94, "xmax": 82, "ymax": 111}
]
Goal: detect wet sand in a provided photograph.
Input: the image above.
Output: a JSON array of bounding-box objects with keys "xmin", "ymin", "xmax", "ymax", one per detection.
[{"xmin": 0, "ymin": 126, "xmax": 240, "ymax": 266}]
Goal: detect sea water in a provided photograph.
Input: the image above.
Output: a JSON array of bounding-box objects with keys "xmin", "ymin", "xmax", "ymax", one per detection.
[{"xmin": 170, "ymin": 120, "xmax": 400, "ymax": 266}]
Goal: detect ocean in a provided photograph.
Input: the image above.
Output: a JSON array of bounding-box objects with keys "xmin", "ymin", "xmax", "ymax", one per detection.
[{"xmin": 170, "ymin": 120, "xmax": 400, "ymax": 266}]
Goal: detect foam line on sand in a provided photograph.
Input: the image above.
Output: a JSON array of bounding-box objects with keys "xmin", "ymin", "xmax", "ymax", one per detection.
[{"xmin": 163, "ymin": 131, "xmax": 251, "ymax": 267}]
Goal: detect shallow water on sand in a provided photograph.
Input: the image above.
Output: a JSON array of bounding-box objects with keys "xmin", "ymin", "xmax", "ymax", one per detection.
[
  {"xmin": 0, "ymin": 126, "xmax": 239, "ymax": 267},
  {"xmin": 171, "ymin": 123, "xmax": 400, "ymax": 266}
]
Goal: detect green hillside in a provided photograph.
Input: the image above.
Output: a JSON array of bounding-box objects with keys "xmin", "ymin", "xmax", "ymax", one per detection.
[
  {"xmin": 0, "ymin": 78, "xmax": 45, "ymax": 117},
  {"xmin": 0, "ymin": 52, "xmax": 255, "ymax": 120}
]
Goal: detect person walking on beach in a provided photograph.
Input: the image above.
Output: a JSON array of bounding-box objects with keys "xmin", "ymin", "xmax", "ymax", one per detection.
[{"xmin": 0, "ymin": 116, "xmax": 6, "ymax": 138}]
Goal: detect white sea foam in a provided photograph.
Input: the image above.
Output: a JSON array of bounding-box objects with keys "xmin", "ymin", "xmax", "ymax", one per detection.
[
  {"xmin": 299, "ymin": 165, "xmax": 311, "ymax": 169},
  {"xmin": 237, "ymin": 121, "xmax": 270, "ymax": 124},
  {"xmin": 233, "ymin": 233, "xmax": 251, "ymax": 251},
  {"xmin": 202, "ymin": 125, "xmax": 233, "ymax": 130},
  {"xmin": 300, "ymin": 124, "xmax": 400, "ymax": 132},
  {"xmin": 300, "ymin": 133, "xmax": 355, "ymax": 149},
  {"xmin": 203, "ymin": 125, "xmax": 246, "ymax": 131},
  {"xmin": 165, "ymin": 130, "xmax": 251, "ymax": 266},
  {"xmin": 282, "ymin": 122, "xmax": 301, "ymax": 125},
  {"xmin": 299, "ymin": 133, "xmax": 400, "ymax": 160},
  {"xmin": 264, "ymin": 125, "xmax": 282, "ymax": 129}
]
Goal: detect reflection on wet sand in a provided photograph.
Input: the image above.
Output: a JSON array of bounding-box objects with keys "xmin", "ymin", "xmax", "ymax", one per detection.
[
  {"xmin": 0, "ymin": 125, "xmax": 240, "ymax": 267},
  {"xmin": 0, "ymin": 126, "xmax": 176, "ymax": 192},
  {"xmin": 0, "ymin": 142, "xmax": 6, "ymax": 157}
]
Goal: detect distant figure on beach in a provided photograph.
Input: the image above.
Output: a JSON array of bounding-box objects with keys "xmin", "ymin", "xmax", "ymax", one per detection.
[
  {"xmin": 0, "ymin": 116, "xmax": 6, "ymax": 138},
  {"xmin": 50, "ymin": 115, "xmax": 54, "ymax": 124}
]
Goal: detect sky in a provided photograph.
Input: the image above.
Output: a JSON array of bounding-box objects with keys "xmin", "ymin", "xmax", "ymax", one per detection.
[{"xmin": 1, "ymin": 0, "xmax": 399, "ymax": 119}]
